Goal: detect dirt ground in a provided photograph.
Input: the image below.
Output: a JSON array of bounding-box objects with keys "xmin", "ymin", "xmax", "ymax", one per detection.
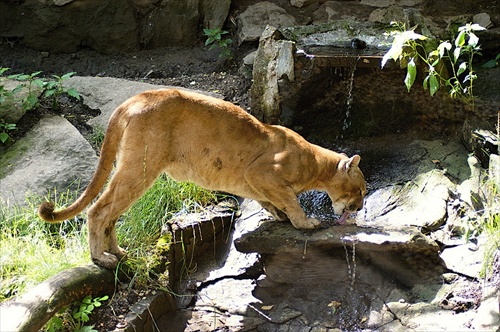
[
  {"xmin": 1, "ymin": 41, "xmax": 255, "ymax": 331},
  {"xmin": 0, "ymin": 42, "xmax": 254, "ymax": 107}
]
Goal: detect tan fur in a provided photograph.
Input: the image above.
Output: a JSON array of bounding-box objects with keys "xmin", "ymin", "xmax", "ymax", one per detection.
[{"xmin": 39, "ymin": 89, "xmax": 366, "ymax": 268}]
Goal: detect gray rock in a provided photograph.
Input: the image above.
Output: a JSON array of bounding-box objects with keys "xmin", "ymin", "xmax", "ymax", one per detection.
[
  {"xmin": 250, "ymin": 26, "xmax": 295, "ymax": 124},
  {"xmin": 242, "ymin": 50, "xmax": 257, "ymax": 65},
  {"xmin": 0, "ymin": 79, "xmax": 43, "ymax": 125},
  {"xmin": 0, "ymin": 115, "xmax": 98, "ymax": 206},
  {"xmin": 290, "ymin": 0, "xmax": 316, "ymax": 8},
  {"xmin": 360, "ymin": 0, "xmax": 396, "ymax": 7},
  {"xmin": 237, "ymin": 2, "xmax": 296, "ymax": 44},
  {"xmin": 440, "ymin": 236, "xmax": 487, "ymax": 278},
  {"xmin": 65, "ymin": 76, "xmax": 222, "ymax": 130},
  {"xmin": 473, "ymin": 12, "xmax": 493, "ymax": 28},
  {"xmin": 359, "ymin": 170, "xmax": 452, "ymax": 230},
  {"xmin": 0, "ymin": 0, "xmax": 231, "ymax": 53}
]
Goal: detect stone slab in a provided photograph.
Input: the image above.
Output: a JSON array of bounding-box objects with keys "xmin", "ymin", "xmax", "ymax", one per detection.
[{"xmin": 0, "ymin": 115, "xmax": 98, "ymax": 206}]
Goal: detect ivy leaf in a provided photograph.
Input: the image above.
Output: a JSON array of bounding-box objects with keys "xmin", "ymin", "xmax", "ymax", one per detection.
[{"xmin": 404, "ymin": 58, "xmax": 417, "ymax": 92}]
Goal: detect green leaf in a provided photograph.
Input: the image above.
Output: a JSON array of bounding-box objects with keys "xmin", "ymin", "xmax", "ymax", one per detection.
[
  {"xmin": 466, "ymin": 23, "xmax": 486, "ymax": 32},
  {"xmin": 453, "ymin": 47, "xmax": 461, "ymax": 62},
  {"xmin": 404, "ymin": 58, "xmax": 417, "ymax": 92},
  {"xmin": 66, "ymin": 88, "xmax": 81, "ymax": 100},
  {"xmin": 32, "ymin": 79, "xmax": 44, "ymax": 89},
  {"xmin": 381, "ymin": 42, "xmax": 402, "ymax": 68},
  {"xmin": 437, "ymin": 41, "xmax": 452, "ymax": 58},
  {"xmin": 429, "ymin": 74, "xmax": 439, "ymax": 96},
  {"xmin": 455, "ymin": 30, "xmax": 466, "ymax": 47},
  {"xmin": 80, "ymin": 312, "xmax": 89, "ymax": 322},
  {"xmin": 44, "ymin": 81, "xmax": 58, "ymax": 90},
  {"xmin": 468, "ymin": 32, "xmax": 479, "ymax": 47},
  {"xmin": 12, "ymin": 85, "xmax": 24, "ymax": 94},
  {"xmin": 482, "ymin": 59, "xmax": 498, "ymax": 68},
  {"xmin": 11, "ymin": 74, "xmax": 29, "ymax": 81},
  {"xmin": 60, "ymin": 72, "xmax": 76, "ymax": 80},
  {"xmin": 78, "ymin": 325, "xmax": 98, "ymax": 332},
  {"xmin": 44, "ymin": 89, "xmax": 56, "ymax": 98},
  {"xmin": 0, "ymin": 68, "xmax": 10, "ymax": 76},
  {"xmin": 5, "ymin": 123, "xmax": 16, "ymax": 130},
  {"xmin": 457, "ymin": 62, "xmax": 467, "ymax": 75},
  {"xmin": 0, "ymin": 132, "xmax": 9, "ymax": 143},
  {"xmin": 25, "ymin": 94, "xmax": 38, "ymax": 109}
]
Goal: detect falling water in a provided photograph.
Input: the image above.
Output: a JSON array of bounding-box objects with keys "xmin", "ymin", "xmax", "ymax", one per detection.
[
  {"xmin": 341, "ymin": 59, "xmax": 359, "ymax": 135},
  {"xmin": 342, "ymin": 237, "xmax": 357, "ymax": 290}
]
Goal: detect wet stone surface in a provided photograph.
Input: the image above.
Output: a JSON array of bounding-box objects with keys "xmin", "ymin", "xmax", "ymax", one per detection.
[{"xmin": 153, "ymin": 133, "xmax": 499, "ymax": 332}]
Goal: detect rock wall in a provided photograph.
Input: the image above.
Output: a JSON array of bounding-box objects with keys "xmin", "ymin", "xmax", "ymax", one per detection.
[
  {"xmin": 1, "ymin": 0, "xmax": 498, "ymax": 53},
  {"xmin": 0, "ymin": 0, "xmax": 232, "ymax": 53}
]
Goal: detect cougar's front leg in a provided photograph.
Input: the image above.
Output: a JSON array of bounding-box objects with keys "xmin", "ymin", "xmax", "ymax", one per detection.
[
  {"xmin": 245, "ymin": 166, "xmax": 320, "ymax": 229},
  {"xmin": 258, "ymin": 201, "xmax": 288, "ymax": 221}
]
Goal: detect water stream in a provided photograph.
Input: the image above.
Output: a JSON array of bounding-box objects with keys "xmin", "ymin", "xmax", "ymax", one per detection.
[{"xmin": 341, "ymin": 59, "xmax": 358, "ymax": 135}]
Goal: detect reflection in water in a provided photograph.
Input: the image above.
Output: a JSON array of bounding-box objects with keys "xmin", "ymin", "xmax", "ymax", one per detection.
[{"xmin": 254, "ymin": 247, "xmax": 390, "ymax": 331}]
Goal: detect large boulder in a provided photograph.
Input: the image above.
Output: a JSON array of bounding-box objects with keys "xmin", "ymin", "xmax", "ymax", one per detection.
[{"xmin": 0, "ymin": 115, "xmax": 98, "ymax": 206}]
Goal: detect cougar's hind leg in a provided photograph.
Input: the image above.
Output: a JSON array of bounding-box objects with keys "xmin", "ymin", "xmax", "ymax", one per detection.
[{"xmin": 87, "ymin": 155, "xmax": 162, "ymax": 269}]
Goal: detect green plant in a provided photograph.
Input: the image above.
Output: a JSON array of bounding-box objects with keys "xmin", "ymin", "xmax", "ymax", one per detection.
[
  {"xmin": 68, "ymin": 295, "xmax": 109, "ymax": 332},
  {"xmin": 0, "ymin": 120, "xmax": 16, "ymax": 144},
  {"xmin": 0, "ymin": 67, "xmax": 21, "ymax": 143},
  {"xmin": 382, "ymin": 22, "xmax": 486, "ymax": 108},
  {"xmin": 482, "ymin": 53, "xmax": 500, "ymax": 68},
  {"xmin": 0, "ymin": 68, "xmax": 82, "ymax": 144},
  {"xmin": 203, "ymin": 27, "xmax": 233, "ymax": 59},
  {"xmin": 7, "ymin": 70, "xmax": 45, "ymax": 111},
  {"xmin": 42, "ymin": 72, "xmax": 81, "ymax": 110}
]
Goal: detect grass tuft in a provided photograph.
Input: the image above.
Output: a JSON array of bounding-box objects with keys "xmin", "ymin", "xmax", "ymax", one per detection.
[{"xmin": 0, "ymin": 175, "xmax": 217, "ymax": 301}]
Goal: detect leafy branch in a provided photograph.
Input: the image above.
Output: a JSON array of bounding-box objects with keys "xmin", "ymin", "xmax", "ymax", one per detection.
[{"xmin": 382, "ymin": 22, "xmax": 486, "ymax": 109}]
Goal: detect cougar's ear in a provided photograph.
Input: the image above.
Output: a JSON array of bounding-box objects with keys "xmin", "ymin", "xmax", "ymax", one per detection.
[
  {"xmin": 350, "ymin": 155, "xmax": 361, "ymax": 168},
  {"xmin": 338, "ymin": 155, "xmax": 361, "ymax": 172}
]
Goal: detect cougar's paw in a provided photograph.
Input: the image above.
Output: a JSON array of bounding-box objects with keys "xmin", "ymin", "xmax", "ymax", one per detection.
[
  {"xmin": 292, "ymin": 217, "xmax": 321, "ymax": 229},
  {"xmin": 110, "ymin": 246, "xmax": 128, "ymax": 261},
  {"xmin": 92, "ymin": 252, "xmax": 119, "ymax": 269}
]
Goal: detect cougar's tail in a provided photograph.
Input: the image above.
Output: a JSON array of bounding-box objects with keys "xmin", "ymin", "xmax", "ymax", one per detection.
[{"xmin": 38, "ymin": 106, "xmax": 127, "ymax": 223}]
